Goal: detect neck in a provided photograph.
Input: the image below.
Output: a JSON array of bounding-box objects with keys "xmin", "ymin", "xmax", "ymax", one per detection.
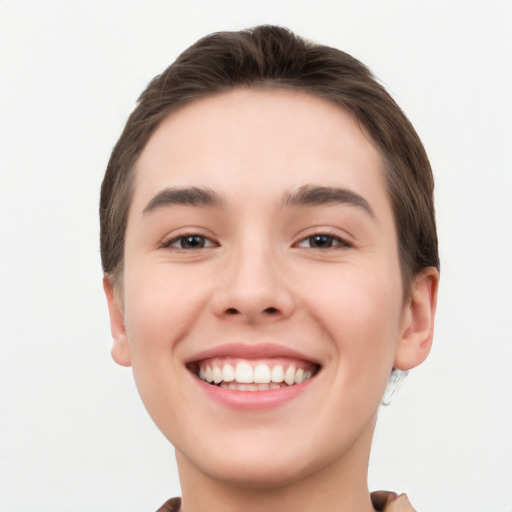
[{"xmin": 177, "ymin": 415, "xmax": 377, "ymax": 512}]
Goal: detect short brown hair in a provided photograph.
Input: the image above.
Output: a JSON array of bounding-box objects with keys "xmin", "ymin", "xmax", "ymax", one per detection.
[{"xmin": 100, "ymin": 25, "xmax": 439, "ymax": 292}]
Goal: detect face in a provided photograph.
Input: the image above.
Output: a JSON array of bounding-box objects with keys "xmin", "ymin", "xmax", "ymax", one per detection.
[{"xmin": 105, "ymin": 89, "xmax": 435, "ymax": 488}]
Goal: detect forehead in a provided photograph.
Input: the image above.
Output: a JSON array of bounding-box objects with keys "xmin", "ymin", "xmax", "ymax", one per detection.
[{"xmin": 131, "ymin": 88, "xmax": 388, "ymax": 216}]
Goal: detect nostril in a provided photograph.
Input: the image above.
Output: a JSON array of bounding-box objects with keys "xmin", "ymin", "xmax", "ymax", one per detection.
[{"xmin": 222, "ymin": 306, "xmax": 280, "ymax": 317}]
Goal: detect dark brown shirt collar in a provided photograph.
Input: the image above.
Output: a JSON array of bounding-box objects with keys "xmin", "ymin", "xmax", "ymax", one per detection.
[{"xmin": 156, "ymin": 491, "xmax": 417, "ymax": 512}]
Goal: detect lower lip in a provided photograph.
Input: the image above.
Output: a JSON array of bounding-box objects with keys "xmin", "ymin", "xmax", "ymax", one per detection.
[{"xmin": 193, "ymin": 375, "xmax": 315, "ymax": 410}]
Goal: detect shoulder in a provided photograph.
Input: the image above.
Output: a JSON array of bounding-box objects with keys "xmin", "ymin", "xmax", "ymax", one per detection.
[
  {"xmin": 155, "ymin": 497, "xmax": 182, "ymax": 512},
  {"xmin": 371, "ymin": 491, "xmax": 417, "ymax": 512}
]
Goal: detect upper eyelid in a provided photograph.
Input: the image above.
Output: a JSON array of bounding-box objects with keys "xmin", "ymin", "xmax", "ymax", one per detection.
[
  {"xmin": 293, "ymin": 227, "xmax": 354, "ymax": 245},
  {"xmin": 158, "ymin": 227, "xmax": 354, "ymax": 248},
  {"xmin": 160, "ymin": 232, "xmax": 218, "ymax": 248},
  {"xmin": 294, "ymin": 233, "xmax": 352, "ymax": 248}
]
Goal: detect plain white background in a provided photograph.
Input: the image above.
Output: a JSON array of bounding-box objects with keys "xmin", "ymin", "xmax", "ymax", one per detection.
[{"xmin": 1, "ymin": 1, "xmax": 511, "ymax": 511}]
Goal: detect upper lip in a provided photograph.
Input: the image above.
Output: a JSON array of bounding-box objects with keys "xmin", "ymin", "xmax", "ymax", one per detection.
[{"xmin": 185, "ymin": 342, "xmax": 322, "ymax": 366}]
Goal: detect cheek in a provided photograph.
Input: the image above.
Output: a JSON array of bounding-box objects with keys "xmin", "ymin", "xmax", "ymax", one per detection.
[
  {"xmin": 313, "ymin": 263, "xmax": 401, "ymax": 327},
  {"xmin": 120, "ymin": 264, "xmax": 210, "ymax": 431},
  {"xmin": 122, "ymin": 263, "xmax": 211, "ymax": 358},
  {"xmin": 306, "ymin": 265, "xmax": 403, "ymax": 373}
]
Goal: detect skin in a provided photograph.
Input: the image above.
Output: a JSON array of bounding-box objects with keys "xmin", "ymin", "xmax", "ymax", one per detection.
[{"xmin": 104, "ymin": 89, "xmax": 438, "ymax": 512}]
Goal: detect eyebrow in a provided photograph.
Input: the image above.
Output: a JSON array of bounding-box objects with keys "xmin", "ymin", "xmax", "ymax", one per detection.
[
  {"xmin": 281, "ymin": 185, "xmax": 375, "ymax": 218},
  {"xmin": 142, "ymin": 184, "xmax": 375, "ymax": 218},
  {"xmin": 143, "ymin": 186, "xmax": 225, "ymax": 214}
]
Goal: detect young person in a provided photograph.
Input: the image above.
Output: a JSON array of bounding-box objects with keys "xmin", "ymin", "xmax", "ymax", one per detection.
[{"xmin": 100, "ymin": 26, "xmax": 439, "ymax": 512}]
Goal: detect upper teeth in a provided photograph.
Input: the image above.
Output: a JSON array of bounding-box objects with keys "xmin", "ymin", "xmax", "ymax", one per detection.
[{"xmin": 198, "ymin": 360, "xmax": 314, "ymax": 386}]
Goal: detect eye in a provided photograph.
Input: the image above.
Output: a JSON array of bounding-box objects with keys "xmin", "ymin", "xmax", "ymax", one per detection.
[
  {"xmin": 296, "ymin": 234, "xmax": 351, "ymax": 249},
  {"xmin": 162, "ymin": 234, "xmax": 217, "ymax": 250}
]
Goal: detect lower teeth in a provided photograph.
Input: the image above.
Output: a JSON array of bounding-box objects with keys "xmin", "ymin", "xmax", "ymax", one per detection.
[{"xmin": 218, "ymin": 382, "xmax": 287, "ymax": 391}]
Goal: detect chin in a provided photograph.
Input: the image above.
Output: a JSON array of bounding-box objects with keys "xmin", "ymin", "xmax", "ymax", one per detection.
[
  {"xmin": 174, "ymin": 425, "xmax": 353, "ymax": 492},
  {"xmin": 195, "ymin": 452, "xmax": 320, "ymax": 490}
]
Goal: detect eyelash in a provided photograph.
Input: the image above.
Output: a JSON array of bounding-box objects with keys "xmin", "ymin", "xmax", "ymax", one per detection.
[
  {"xmin": 160, "ymin": 233, "xmax": 218, "ymax": 250},
  {"xmin": 294, "ymin": 233, "xmax": 352, "ymax": 250},
  {"xmin": 160, "ymin": 231, "xmax": 352, "ymax": 251}
]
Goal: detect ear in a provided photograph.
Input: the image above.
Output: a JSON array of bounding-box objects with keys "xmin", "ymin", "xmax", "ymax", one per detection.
[
  {"xmin": 103, "ymin": 275, "xmax": 131, "ymax": 367},
  {"xmin": 394, "ymin": 267, "xmax": 439, "ymax": 371}
]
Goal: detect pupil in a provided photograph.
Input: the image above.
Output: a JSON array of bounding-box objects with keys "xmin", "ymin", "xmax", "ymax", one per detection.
[
  {"xmin": 311, "ymin": 235, "xmax": 332, "ymax": 248},
  {"xmin": 182, "ymin": 236, "xmax": 204, "ymax": 248}
]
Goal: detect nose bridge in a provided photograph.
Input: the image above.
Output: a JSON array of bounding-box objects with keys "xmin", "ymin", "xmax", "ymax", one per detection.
[{"xmin": 213, "ymin": 234, "xmax": 294, "ymax": 321}]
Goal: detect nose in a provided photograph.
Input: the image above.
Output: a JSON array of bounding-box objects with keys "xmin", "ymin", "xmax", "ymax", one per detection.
[{"xmin": 211, "ymin": 243, "xmax": 295, "ymax": 323}]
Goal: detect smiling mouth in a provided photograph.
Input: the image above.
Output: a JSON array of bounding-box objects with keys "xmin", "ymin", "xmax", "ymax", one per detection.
[{"xmin": 188, "ymin": 358, "xmax": 320, "ymax": 391}]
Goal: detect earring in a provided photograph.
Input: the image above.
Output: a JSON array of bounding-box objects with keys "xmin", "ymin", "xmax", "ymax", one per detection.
[{"xmin": 381, "ymin": 369, "xmax": 408, "ymax": 406}]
